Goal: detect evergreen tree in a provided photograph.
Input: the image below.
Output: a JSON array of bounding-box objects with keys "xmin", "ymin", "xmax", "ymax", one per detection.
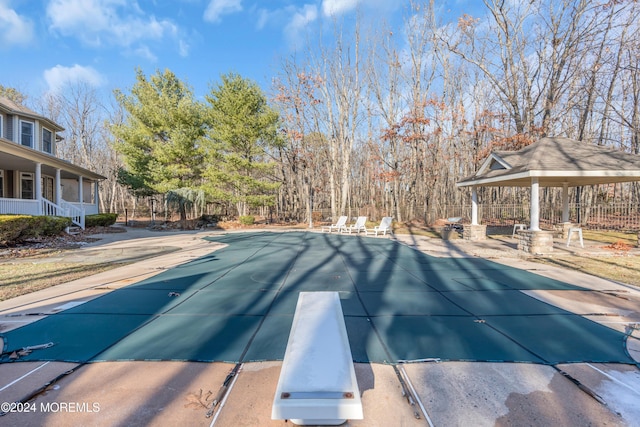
[
  {"xmin": 112, "ymin": 69, "xmax": 207, "ymax": 225},
  {"xmin": 204, "ymin": 73, "xmax": 281, "ymax": 216}
]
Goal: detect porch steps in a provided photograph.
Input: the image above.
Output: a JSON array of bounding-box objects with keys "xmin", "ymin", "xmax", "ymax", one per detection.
[{"xmin": 65, "ymin": 226, "xmax": 83, "ymax": 236}]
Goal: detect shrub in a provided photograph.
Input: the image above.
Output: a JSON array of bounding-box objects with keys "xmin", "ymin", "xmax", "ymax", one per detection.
[
  {"xmin": 239, "ymin": 215, "xmax": 255, "ymax": 226},
  {"xmin": 85, "ymin": 213, "xmax": 118, "ymax": 228},
  {"xmin": 0, "ymin": 215, "xmax": 72, "ymax": 246},
  {"xmin": 37, "ymin": 216, "xmax": 73, "ymax": 235}
]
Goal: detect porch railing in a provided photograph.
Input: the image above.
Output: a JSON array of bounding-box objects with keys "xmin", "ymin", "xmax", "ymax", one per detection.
[
  {"xmin": 60, "ymin": 200, "xmax": 85, "ymax": 229},
  {"xmin": 0, "ymin": 198, "xmax": 85, "ymax": 229},
  {"xmin": 0, "ymin": 198, "xmax": 40, "ymax": 215}
]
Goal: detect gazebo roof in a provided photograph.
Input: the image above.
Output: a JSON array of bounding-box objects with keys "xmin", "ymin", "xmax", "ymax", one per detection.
[{"xmin": 456, "ymin": 137, "xmax": 640, "ymax": 187}]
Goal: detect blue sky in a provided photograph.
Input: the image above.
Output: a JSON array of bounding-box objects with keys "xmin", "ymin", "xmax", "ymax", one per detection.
[{"xmin": 0, "ymin": 0, "xmax": 476, "ymax": 101}]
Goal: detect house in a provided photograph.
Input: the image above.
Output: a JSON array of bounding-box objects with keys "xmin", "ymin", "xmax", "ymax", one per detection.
[{"xmin": 0, "ymin": 95, "xmax": 105, "ymax": 229}]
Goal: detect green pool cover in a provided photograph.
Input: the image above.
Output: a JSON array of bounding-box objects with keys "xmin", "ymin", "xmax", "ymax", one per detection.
[{"xmin": 1, "ymin": 231, "xmax": 635, "ymax": 365}]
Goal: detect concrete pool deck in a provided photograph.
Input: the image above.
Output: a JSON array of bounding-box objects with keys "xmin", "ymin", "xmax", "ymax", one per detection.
[{"xmin": 1, "ymin": 227, "xmax": 639, "ymax": 426}]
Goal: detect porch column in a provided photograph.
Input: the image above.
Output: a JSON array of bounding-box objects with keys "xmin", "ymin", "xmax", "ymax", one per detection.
[
  {"xmin": 35, "ymin": 163, "xmax": 42, "ymax": 214},
  {"xmin": 530, "ymin": 177, "xmax": 540, "ymax": 231},
  {"xmin": 78, "ymin": 176, "xmax": 84, "ymax": 206},
  {"xmin": 55, "ymin": 168, "xmax": 62, "ymax": 206},
  {"xmin": 94, "ymin": 181, "xmax": 99, "ymax": 206},
  {"xmin": 471, "ymin": 186, "xmax": 479, "ymax": 225},
  {"xmin": 562, "ymin": 182, "xmax": 569, "ymax": 223}
]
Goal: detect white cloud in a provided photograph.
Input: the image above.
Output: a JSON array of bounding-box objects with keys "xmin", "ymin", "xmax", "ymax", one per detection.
[
  {"xmin": 46, "ymin": 0, "xmax": 178, "ymax": 49},
  {"xmin": 132, "ymin": 45, "xmax": 157, "ymax": 62},
  {"xmin": 204, "ymin": 0, "xmax": 242, "ymax": 23},
  {"xmin": 178, "ymin": 39, "xmax": 190, "ymax": 57},
  {"xmin": 0, "ymin": 0, "xmax": 34, "ymax": 47},
  {"xmin": 43, "ymin": 64, "xmax": 106, "ymax": 93},
  {"xmin": 285, "ymin": 4, "xmax": 318, "ymax": 48},
  {"xmin": 321, "ymin": 0, "xmax": 360, "ymax": 17}
]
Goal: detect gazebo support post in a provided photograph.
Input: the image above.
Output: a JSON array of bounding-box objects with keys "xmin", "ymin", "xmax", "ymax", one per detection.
[
  {"xmin": 516, "ymin": 177, "xmax": 553, "ymax": 254},
  {"xmin": 530, "ymin": 177, "xmax": 540, "ymax": 231},
  {"xmin": 471, "ymin": 186, "xmax": 479, "ymax": 225},
  {"xmin": 463, "ymin": 186, "xmax": 486, "ymax": 241},
  {"xmin": 562, "ymin": 183, "xmax": 569, "ymax": 223}
]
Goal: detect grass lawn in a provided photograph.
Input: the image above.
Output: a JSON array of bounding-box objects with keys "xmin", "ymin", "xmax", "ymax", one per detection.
[
  {"xmin": 532, "ymin": 230, "xmax": 640, "ymax": 287},
  {"xmin": 532, "ymin": 255, "xmax": 640, "ymax": 287},
  {"xmin": 0, "ymin": 261, "xmax": 122, "ymax": 301},
  {"xmin": 400, "ymin": 224, "xmax": 640, "ymax": 288}
]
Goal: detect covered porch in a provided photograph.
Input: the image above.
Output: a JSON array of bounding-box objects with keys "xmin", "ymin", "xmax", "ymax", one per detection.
[{"xmin": 0, "ymin": 140, "xmax": 105, "ymax": 229}]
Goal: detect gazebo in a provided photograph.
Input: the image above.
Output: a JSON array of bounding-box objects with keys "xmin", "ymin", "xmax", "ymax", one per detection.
[{"xmin": 456, "ymin": 137, "xmax": 640, "ymax": 253}]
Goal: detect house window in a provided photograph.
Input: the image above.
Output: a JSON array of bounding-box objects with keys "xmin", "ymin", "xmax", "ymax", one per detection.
[
  {"xmin": 20, "ymin": 121, "xmax": 34, "ymax": 147},
  {"xmin": 42, "ymin": 128, "xmax": 53, "ymax": 153},
  {"xmin": 0, "ymin": 114, "xmax": 3, "ymax": 139},
  {"xmin": 20, "ymin": 172, "xmax": 34, "ymax": 199},
  {"xmin": 0, "ymin": 170, "xmax": 4, "ymax": 198}
]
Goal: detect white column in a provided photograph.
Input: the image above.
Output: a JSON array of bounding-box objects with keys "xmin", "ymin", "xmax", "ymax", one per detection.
[
  {"xmin": 55, "ymin": 169, "xmax": 62, "ymax": 206},
  {"xmin": 562, "ymin": 183, "xmax": 569, "ymax": 223},
  {"xmin": 78, "ymin": 176, "xmax": 84, "ymax": 205},
  {"xmin": 35, "ymin": 163, "xmax": 42, "ymax": 214},
  {"xmin": 471, "ymin": 186, "xmax": 479, "ymax": 225},
  {"xmin": 94, "ymin": 181, "xmax": 99, "ymax": 206},
  {"xmin": 530, "ymin": 177, "xmax": 540, "ymax": 231}
]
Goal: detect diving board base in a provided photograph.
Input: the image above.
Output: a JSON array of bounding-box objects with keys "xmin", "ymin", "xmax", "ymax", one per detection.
[{"xmin": 272, "ymin": 292, "xmax": 363, "ymax": 425}]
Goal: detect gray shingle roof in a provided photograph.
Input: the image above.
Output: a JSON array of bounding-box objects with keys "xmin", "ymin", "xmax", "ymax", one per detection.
[
  {"xmin": 457, "ymin": 137, "xmax": 640, "ymax": 187},
  {"xmin": 0, "ymin": 95, "xmax": 64, "ymax": 131}
]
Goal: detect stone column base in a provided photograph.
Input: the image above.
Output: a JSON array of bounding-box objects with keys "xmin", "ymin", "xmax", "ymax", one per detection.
[
  {"xmin": 463, "ymin": 224, "xmax": 487, "ymax": 241},
  {"xmin": 554, "ymin": 222, "xmax": 576, "ymax": 239},
  {"xmin": 517, "ymin": 230, "xmax": 554, "ymax": 255}
]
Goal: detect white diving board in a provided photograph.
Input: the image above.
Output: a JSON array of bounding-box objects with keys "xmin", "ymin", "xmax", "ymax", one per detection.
[{"xmin": 272, "ymin": 292, "xmax": 363, "ymax": 425}]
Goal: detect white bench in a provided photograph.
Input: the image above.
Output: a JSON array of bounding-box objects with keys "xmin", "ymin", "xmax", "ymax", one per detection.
[{"xmin": 272, "ymin": 292, "xmax": 363, "ymax": 425}]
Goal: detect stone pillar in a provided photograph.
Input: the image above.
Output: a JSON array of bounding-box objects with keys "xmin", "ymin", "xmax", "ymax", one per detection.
[
  {"xmin": 463, "ymin": 224, "xmax": 487, "ymax": 241},
  {"xmin": 517, "ymin": 230, "xmax": 554, "ymax": 255},
  {"xmin": 558, "ymin": 222, "xmax": 575, "ymax": 239}
]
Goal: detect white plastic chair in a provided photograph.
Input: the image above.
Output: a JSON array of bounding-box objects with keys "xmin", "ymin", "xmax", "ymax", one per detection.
[
  {"xmin": 322, "ymin": 215, "xmax": 348, "ymax": 233},
  {"xmin": 366, "ymin": 217, "xmax": 393, "ymax": 236},
  {"xmin": 342, "ymin": 216, "xmax": 367, "ymax": 234}
]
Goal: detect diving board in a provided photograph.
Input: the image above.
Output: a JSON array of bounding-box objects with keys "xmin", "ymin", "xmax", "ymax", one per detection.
[{"xmin": 272, "ymin": 292, "xmax": 363, "ymax": 425}]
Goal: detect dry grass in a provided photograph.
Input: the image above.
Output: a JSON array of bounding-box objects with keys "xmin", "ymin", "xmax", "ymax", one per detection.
[
  {"xmin": 0, "ymin": 261, "xmax": 121, "ymax": 301},
  {"xmin": 531, "ymin": 254, "xmax": 640, "ymax": 287},
  {"xmin": 402, "ymin": 224, "xmax": 640, "ymax": 288},
  {"xmin": 582, "ymin": 230, "xmax": 637, "ymax": 246}
]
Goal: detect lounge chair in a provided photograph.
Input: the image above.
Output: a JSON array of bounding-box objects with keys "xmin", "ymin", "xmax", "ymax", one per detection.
[
  {"xmin": 366, "ymin": 217, "xmax": 393, "ymax": 236},
  {"xmin": 342, "ymin": 216, "xmax": 367, "ymax": 234},
  {"xmin": 321, "ymin": 215, "xmax": 348, "ymax": 233}
]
